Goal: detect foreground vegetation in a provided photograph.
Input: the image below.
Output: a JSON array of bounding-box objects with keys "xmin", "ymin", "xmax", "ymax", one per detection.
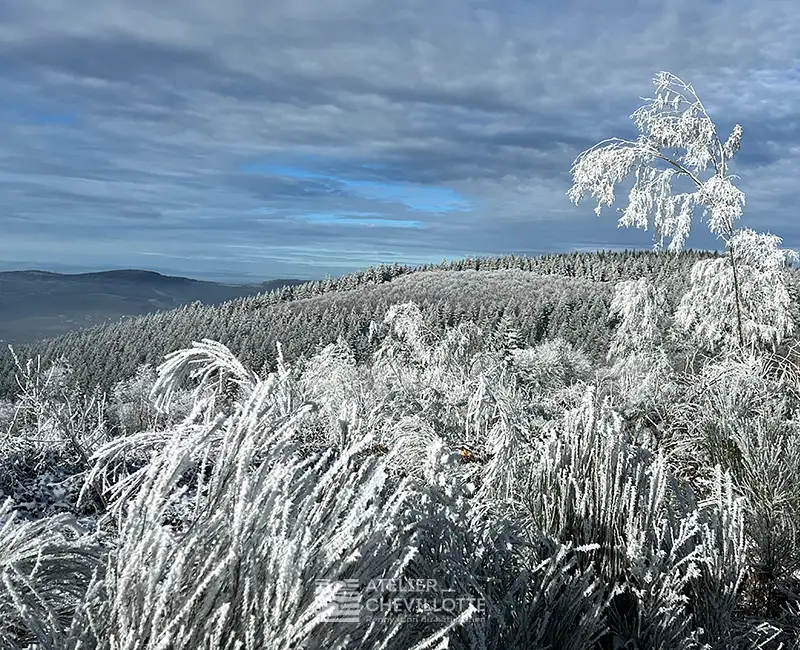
[{"xmin": 1, "ymin": 300, "xmax": 800, "ymax": 648}]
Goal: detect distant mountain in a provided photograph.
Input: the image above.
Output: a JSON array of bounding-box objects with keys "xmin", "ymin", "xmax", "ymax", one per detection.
[{"xmin": 0, "ymin": 269, "xmax": 305, "ymax": 344}]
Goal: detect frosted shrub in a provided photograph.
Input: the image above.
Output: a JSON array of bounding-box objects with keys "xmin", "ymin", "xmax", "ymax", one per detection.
[
  {"xmin": 652, "ymin": 353, "xmax": 800, "ymax": 638},
  {"xmin": 427, "ymin": 321, "xmax": 488, "ymax": 375},
  {"xmin": 110, "ymin": 364, "xmax": 192, "ymax": 435},
  {"xmin": 598, "ymin": 277, "xmax": 682, "ymax": 426},
  {"xmin": 1, "ymin": 351, "xmax": 111, "ymax": 519},
  {"xmin": 668, "ymin": 353, "xmax": 795, "ymax": 482},
  {"xmin": 378, "ymin": 302, "xmax": 433, "ymax": 367},
  {"xmin": 596, "ymin": 350, "xmax": 678, "ymax": 449},
  {"xmin": 77, "ymin": 379, "xmax": 478, "ymax": 649},
  {"xmin": 507, "ymin": 338, "xmax": 592, "ymax": 414},
  {"xmin": 5, "ymin": 351, "xmax": 108, "ymax": 455},
  {"xmin": 0, "ymin": 499, "xmax": 104, "ymax": 649},
  {"xmin": 403, "ymin": 439, "xmax": 606, "ymax": 650},
  {"xmin": 679, "ymin": 415, "xmax": 800, "ymax": 634},
  {"xmin": 367, "ymin": 304, "xmax": 527, "ymax": 476},
  {"xmin": 607, "ymin": 277, "xmax": 670, "ymax": 360},
  {"xmin": 512, "ymin": 389, "xmax": 748, "ymax": 648},
  {"xmin": 298, "ymin": 340, "xmax": 371, "ymax": 451}
]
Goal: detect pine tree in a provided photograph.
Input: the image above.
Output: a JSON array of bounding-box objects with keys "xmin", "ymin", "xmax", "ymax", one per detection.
[{"xmin": 495, "ymin": 313, "xmax": 523, "ymax": 363}]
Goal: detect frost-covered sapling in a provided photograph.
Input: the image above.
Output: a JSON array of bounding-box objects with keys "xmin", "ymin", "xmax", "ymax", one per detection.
[
  {"xmin": 568, "ymin": 71, "xmax": 794, "ymax": 353},
  {"xmin": 606, "ymin": 277, "xmax": 669, "ymax": 360},
  {"xmin": 675, "ymin": 228, "xmax": 796, "ymax": 352}
]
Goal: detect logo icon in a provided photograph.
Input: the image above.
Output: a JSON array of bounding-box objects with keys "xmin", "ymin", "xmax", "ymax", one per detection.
[{"xmin": 315, "ymin": 579, "xmax": 361, "ymax": 623}]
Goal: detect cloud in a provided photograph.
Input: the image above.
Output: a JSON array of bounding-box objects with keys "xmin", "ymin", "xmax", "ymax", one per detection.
[
  {"xmin": 0, "ymin": 0, "xmax": 798, "ymax": 280},
  {"xmin": 287, "ymin": 212, "xmax": 425, "ymax": 229}
]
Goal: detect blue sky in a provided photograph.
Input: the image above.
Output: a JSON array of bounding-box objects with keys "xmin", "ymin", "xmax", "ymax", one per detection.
[{"xmin": 0, "ymin": 0, "xmax": 799, "ymax": 282}]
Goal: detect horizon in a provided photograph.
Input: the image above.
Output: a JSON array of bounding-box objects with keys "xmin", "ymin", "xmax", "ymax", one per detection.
[
  {"xmin": 1, "ymin": 0, "xmax": 798, "ymax": 279},
  {"xmin": 0, "ymin": 246, "xmax": 728, "ymax": 285}
]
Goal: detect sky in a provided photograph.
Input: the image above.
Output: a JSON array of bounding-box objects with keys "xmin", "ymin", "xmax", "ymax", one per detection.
[{"xmin": 0, "ymin": 0, "xmax": 799, "ymax": 283}]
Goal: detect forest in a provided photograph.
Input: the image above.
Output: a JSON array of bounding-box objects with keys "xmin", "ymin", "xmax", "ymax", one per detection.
[
  {"xmin": 0, "ymin": 248, "xmax": 740, "ymax": 400},
  {"xmin": 1, "ymin": 72, "xmax": 800, "ymax": 649}
]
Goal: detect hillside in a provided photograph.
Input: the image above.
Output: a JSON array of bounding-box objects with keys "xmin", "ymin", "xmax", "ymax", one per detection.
[
  {"xmin": 0, "ymin": 269, "xmax": 304, "ymax": 344},
  {"xmin": 0, "ymin": 249, "xmax": 758, "ymax": 400}
]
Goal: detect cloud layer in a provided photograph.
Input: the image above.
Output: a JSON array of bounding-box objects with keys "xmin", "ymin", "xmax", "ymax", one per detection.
[{"xmin": 0, "ymin": 0, "xmax": 798, "ymax": 281}]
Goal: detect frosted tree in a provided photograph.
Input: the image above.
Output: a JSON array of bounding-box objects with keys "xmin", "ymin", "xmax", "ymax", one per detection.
[{"xmin": 567, "ymin": 71, "xmax": 793, "ymax": 351}]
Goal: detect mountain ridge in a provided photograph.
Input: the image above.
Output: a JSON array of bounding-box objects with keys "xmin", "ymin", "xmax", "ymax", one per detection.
[
  {"xmin": 0, "ymin": 268, "xmax": 304, "ymax": 287},
  {"xmin": 0, "ymin": 269, "xmax": 305, "ymax": 344}
]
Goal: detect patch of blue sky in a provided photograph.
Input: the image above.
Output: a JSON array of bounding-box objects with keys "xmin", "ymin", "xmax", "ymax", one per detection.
[
  {"xmin": 289, "ymin": 212, "xmax": 425, "ymax": 228},
  {"xmin": 242, "ymin": 163, "xmax": 321, "ymax": 179},
  {"xmin": 0, "ymin": 98, "xmax": 76, "ymax": 126},
  {"xmin": 337, "ymin": 179, "xmax": 471, "ymax": 213},
  {"xmin": 241, "ymin": 163, "xmax": 473, "ymax": 213},
  {"xmin": 29, "ymin": 111, "xmax": 76, "ymax": 126}
]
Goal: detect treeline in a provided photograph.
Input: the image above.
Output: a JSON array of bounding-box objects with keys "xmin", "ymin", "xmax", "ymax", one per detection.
[{"xmin": 0, "ymin": 249, "xmax": 762, "ymax": 400}]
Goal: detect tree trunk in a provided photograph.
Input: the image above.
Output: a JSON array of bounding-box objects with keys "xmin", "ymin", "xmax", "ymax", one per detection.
[{"xmin": 728, "ymin": 238, "xmax": 746, "ymax": 350}]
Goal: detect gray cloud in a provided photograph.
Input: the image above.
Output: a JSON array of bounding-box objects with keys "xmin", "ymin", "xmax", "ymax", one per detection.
[{"xmin": 0, "ymin": 0, "xmax": 798, "ymax": 280}]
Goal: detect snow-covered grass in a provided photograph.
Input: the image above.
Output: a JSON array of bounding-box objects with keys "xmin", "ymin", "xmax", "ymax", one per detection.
[{"xmin": 1, "ymin": 300, "xmax": 799, "ymax": 649}]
